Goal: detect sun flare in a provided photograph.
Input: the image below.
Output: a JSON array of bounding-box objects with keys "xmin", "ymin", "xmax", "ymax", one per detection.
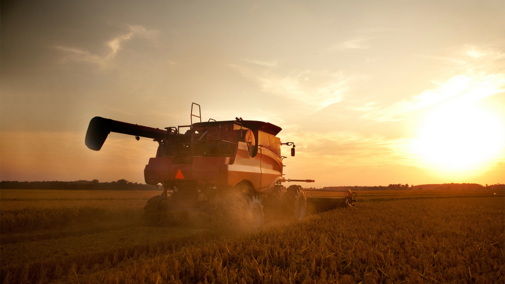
[{"xmin": 413, "ymin": 104, "xmax": 505, "ymax": 174}]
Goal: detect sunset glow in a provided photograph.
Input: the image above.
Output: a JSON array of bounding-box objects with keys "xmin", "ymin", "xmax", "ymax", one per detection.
[
  {"xmin": 1, "ymin": 0, "xmax": 504, "ymax": 186},
  {"xmin": 413, "ymin": 103, "xmax": 505, "ymax": 175}
]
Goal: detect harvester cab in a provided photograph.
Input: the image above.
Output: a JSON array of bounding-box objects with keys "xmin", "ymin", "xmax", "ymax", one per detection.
[{"xmin": 85, "ymin": 103, "xmax": 355, "ymax": 227}]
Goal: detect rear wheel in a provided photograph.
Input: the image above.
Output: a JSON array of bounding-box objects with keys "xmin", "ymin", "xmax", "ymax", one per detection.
[
  {"xmin": 263, "ymin": 184, "xmax": 285, "ymax": 221},
  {"xmin": 348, "ymin": 192, "xmax": 357, "ymax": 207},
  {"xmin": 211, "ymin": 182, "xmax": 264, "ymax": 230},
  {"xmin": 233, "ymin": 182, "xmax": 264, "ymax": 229},
  {"xmin": 281, "ymin": 185, "xmax": 306, "ymax": 220},
  {"xmin": 243, "ymin": 195, "xmax": 264, "ymax": 229}
]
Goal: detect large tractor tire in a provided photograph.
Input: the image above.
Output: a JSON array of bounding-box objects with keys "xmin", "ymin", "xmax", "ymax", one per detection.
[
  {"xmin": 243, "ymin": 195, "xmax": 264, "ymax": 229},
  {"xmin": 143, "ymin": 194, "xmax": 176, "ymax": 225},
  {"xmin": 211, "ymin": 182, "xmax": 265, "ymax": 231},
  {"xmin": 143, "ymin": 195, "xmax": 163, "ymax": 225},
  {"xmin": 281, "ymin": 185, "xmax": 306, "ymax": 220},
  {"xmin": 263, "ymin": 184, "xmax": 285, "ymax": 221},
  {"xmin": 233, "ymin": 182, "xmax": 264, "ymax": 229},
  {"xmin": 144, "ymin": 195, "xmax": 163, "ymax": 214},
  {"xmin": 344, "ymin": 192, "xmax": 358, "ymax": 207}
]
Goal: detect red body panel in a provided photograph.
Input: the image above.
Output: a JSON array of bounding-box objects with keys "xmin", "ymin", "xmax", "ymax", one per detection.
[
  {"xmin": 259, "ymin": 147, "xmax": 283, "ymax": 191},
  {"xmin": 144, "ymin": 157, "xmax": 172, "ymax": 185},
  {"xmin": 223, "ymin": 142, "xmax": 262, "ymax": 190},
  {"xmin": 144, "ymin": 131, "xmax": 284, "ymax": 193}
]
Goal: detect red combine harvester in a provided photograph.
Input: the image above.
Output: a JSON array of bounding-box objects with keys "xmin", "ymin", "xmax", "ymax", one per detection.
[{"xmin": 85, "ymin": 103, "xmax": 356, "ymax": 226}]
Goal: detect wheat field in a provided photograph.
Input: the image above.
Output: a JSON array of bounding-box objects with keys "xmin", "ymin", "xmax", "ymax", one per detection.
[{"xmin": 0, "ymin": 188, "xmax": 503, "ymax": 283}]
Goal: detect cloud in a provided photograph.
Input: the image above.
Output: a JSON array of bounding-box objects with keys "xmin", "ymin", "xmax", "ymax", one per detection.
[
  {"xmin": 330, "ymin": 36, "xmax": 372, "ymax": 51},
  {"xmin": 417, "ymin": 44, "xmax": 505, "ymax": 68},
  {"xmin": 283, "ymin": 130, "xmax": 414, "ymax": 167},
  {"xmin": 416, "ymin": 54, "xmax": 465, "ymax": 64},
  {"xmin": 461, "ymin": 44, "xmax": 505, "ymax": 74},
  {"xmin": 466, "ymin": 46, "xmax": 486, "ymax": 59},
  {"xmin": 330, "ymin": 23, "xmax": 407, "ymax": 52},
  {"xmin": 53, "ymin": 46, "xmax": 104, "ymax": 66},
  {"xmin": 361, "ymin": 45, "xmax": 505, "ymax": 121},
  {"xmin": 242, "ymin": 59, "xmax": 278, "ymax": 67},
  {"xmin": 348, "ymin": 102, "xmax": 379, "ymax": 112},
  {"xmin": 230, "ymin": 64, "xmax": 357, "ymax": 111},
  {"xmin": 55, "ymin": 25, "xmax": 158, "ymax": 67}
]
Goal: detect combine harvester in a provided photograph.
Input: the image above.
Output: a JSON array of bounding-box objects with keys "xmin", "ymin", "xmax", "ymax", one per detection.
[{"xmin": 85, "ymin": 103, "xmax": 356, "ymax": 227}]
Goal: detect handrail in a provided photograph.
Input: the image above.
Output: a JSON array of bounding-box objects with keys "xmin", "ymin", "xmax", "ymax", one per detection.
[
  {"xmin": 191, "ymin": 103, "xmax": 201, "ymax": 158},
  {"xmin": 191, "ymin": 102, "xmax": 201, "ymax": 126}
]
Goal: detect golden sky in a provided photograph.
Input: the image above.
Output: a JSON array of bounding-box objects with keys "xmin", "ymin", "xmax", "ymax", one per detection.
[{"xmin": 1, "ymin": 0, "xmax": 504, "ymax": 186}]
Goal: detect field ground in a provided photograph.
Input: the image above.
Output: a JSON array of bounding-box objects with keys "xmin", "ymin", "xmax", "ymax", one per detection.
[{"xmin": 0, "ymin": 188, "xmax": 503, "ymax": 283}]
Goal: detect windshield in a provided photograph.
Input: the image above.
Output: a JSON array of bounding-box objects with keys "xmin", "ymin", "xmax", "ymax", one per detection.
[{"xmin": 156, "ymin": 123, "xmax": 244, "ymax": 158}]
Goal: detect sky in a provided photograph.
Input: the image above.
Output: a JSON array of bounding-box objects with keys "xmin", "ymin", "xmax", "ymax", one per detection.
[{"xmin": 1, "ymin": 0, "xmax": 504, "ymax": 187}]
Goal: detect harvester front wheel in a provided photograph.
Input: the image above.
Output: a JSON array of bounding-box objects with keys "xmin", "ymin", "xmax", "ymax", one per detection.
[
  {"xmin": 282, "ymin": 185, "xmax": 306, "ymax": 221},
  {"xmin": 144, "ymin": 195, "xmax": 163, "ymax": 214},
  {"xmin": 143, "ymin": 195, "xmax": 163, "ymax": 225},
  {"xmin": 143, "ymin": 194, "xmax": 174, "ymax": 225}
]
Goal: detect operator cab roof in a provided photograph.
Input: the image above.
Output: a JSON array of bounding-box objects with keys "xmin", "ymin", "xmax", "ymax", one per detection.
[{"xmin": 193, "ymin": 120, "xmax": 282, "ymax": 136}]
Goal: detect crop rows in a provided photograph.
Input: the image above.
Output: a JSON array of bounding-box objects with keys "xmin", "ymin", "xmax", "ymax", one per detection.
[
  {"xmin": 73, "ymin": 197, "xmax": 504, "ymax": 283},
  {"xmin": 1, "ymin": 189, "xmax": 503, "ymax": 283},
  {"xmin": 0, "ymin": 190, "xmax": 158, "ymax": 233}
]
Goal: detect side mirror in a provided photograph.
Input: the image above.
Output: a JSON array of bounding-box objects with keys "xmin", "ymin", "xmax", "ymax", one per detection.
[{"xmin": 281, "ymin": 142, "xmax": 296, "ymax": 157}]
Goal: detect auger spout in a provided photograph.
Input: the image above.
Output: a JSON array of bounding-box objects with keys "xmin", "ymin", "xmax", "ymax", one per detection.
[{"xmin": 85, "ymin": 116, "xmax": 168, "ymax": 151}]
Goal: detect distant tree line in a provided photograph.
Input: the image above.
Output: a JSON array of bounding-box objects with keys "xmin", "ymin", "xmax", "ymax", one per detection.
[
  {"xmin": 307, "ymin": 183, "xmax": 503, "ymax": 191},
  {"xmin": 0, "ymin": 179, "xmax": 159, "ymax": 190},
  {"xmin": 314, "ymin": 186, "xmax": 387, "ymax": 191},
  {"xmin": 411, "ymin": 183, "xmax": 485, "ymax": 190},
  {"xmin": 487, "ymin": 184, "xmax": 505, "ymax": 190},
  {"xmin": 312, "ymin": 185, "xmax": 410, "ymax": 191}
]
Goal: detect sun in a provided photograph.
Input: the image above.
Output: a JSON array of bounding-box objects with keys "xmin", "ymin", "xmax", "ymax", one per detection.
[{"xmin": 412, "ymin": 103, "xmax": 505, "ymax": 174}]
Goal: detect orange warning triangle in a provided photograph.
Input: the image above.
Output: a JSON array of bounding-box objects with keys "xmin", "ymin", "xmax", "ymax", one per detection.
[{"xmin": 175, "ymin": 169, "xmax": 184, "ymax": 179}]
